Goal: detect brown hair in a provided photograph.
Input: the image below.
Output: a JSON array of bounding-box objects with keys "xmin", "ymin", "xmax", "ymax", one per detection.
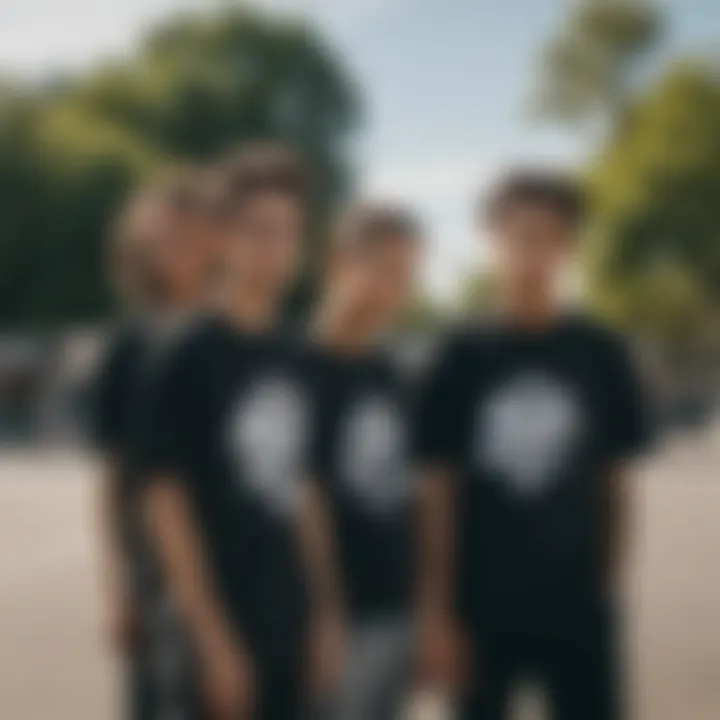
[
  {"xmin": 333, "ymin": 201, "xmax": 423, "ymax": 253},
  {"xmin": 109, "ymin": 168, "xmax": 211, "ymax": 306},
  {"xmin": 147, "ymin": 167, "xmax": 216, "ymax": 219},
  {"xmin": 481, "ymin": 169, "xmax": 586, "ymax": 229},
  {"xmin": 213, "ymin": 142, "xmax": 309, "ymax": 220}
]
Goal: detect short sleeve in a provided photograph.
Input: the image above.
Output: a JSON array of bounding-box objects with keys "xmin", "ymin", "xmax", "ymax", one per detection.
[
  {"xmin": 133, "ymin": 339, "xmax": 199, "ymax": 484},
  {"xmin": 600, "ymin": 337, "xmax": 653, "ymax": 462},
  {"xmin": 90, "ymin": 333, "xmax": 132, "ymax": 454},
  {"xmin": 412, "ymin": 335, "xmax": 467, "ymax": 466}
]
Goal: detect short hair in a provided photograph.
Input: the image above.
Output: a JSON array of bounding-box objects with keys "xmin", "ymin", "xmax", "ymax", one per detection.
[
  {"xmin": 110, "ymin": 168, "xmax": 209, "ymax": 264},
  {"xmin": 333, "ymin": 201, "xmax": 423, "ymax": 253},
  {"xmin": 108, "ymin": 168, "xmax": 211, "ymax": 306},
  {"xmin": 144, "ymin": 167, "xmax": 215, "ymax": 219},
  {"xmin": 481, "ymin": 169, "xmax": 586, "ymax": 229},
  {"xmin": 214, "ymin": 142, "xmax": 309, "ymax": 220}
]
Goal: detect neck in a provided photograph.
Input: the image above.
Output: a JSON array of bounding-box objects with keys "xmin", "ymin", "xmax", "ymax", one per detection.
[
  {"xmin": 219, "ymin": 283, "xmax": 279, "ymax": 333},
  {"xmin": 314, "ymin": 302, "xmax": 379, "ymax": 356},
  {"xmin": 499, "ymin": 285, "xmax": 560, "ymax": 331},
  {"xmin": 159, "ymin": 294, "xmax": 200, "ymax": 318}
]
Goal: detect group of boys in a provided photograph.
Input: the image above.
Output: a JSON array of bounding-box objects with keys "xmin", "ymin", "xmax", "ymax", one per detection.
[{"xmin": 93, "ymin": 143, "xmax": 649, "ymax": 720}]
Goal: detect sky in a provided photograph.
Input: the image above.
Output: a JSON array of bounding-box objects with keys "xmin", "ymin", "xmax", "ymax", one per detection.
[{"xmin": 0, "ymin": 0, "xmax": 717, "ymax": 298}]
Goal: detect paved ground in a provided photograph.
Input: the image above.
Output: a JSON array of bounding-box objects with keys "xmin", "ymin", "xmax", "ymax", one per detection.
[{"xmin": 0, "ymin": 430, "xmax": 719, "ymax": 719}]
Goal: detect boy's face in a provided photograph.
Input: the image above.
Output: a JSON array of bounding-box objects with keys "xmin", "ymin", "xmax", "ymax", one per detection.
[
  {"xmin": 224, "ymin": 192, "xmax": 304, "ymax": 298},
  {"xmin": 151, "ymin": 201, "xmax": 217, "ymax": 305},
  {"xmin": 331, "ymin": 235, "xmax": 421, "ymax": 329},
  {"xmin": 489, "ymin": 202, "xmax": 573, "ymax": 296},
  {"xmin": 117, "ymin": 197, "xmax": 212, "ymax": 308}
]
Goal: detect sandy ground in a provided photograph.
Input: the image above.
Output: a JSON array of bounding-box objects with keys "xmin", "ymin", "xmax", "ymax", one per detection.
[{"xmin": 0, "ymin": 431, "xmax": 719, "ymax": 720}]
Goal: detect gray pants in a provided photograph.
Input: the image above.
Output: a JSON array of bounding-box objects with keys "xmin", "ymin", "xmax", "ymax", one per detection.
[
  {"xmin": 132, "ymin": 596, "xmax": 196, "ymax": 720},
  {"xmin": 319, "ymin": 619, "xmax": 414, "ymax": 720}
]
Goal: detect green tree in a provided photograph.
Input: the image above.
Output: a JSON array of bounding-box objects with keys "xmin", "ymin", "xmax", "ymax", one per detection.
[
  {"xmin": 533, "ymin": 1, "xmax": 718, "ymax": 361},
  {"xmin": 0, "ymin": 96, "xmax": 160, "ymax": 326},
  {"xmin": 76, "ymin": 11, "xmax": 358, "ymax": 187},
  {"xmin": 534, "ymin": 0, "xmax": 664, "ymax": 124},
  {"xmin": 0, "ymin": 8, "xmax": 359, "ymax": 328},
  {"xmin": 585, "ymin": 61, "xmax": 720, "ymax": 352}
]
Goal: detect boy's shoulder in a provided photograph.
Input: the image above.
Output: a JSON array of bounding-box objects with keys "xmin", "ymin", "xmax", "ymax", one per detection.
[
  {"xmin": 560, "ymin": 313, "xmax": 632, "ymax": 360},
  {"xmin": 431, "ymin": 317, "xmax": 502, "ymax": 357},
  {"xmin": 429, "ymin": 312, "xmax": 632, "ymax": 365},
  {"xmin": 156, "ymin": 314, "xmax": 230, "ymax": 380},
  {"xmin": 103, "ymin": 319, "xmax": 145, "ymax": 357},
  {"xmin": 95, "ymin": 321, "xmax": 150, "ymax": 385}
]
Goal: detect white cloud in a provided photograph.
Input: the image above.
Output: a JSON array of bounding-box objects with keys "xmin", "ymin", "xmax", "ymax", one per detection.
[
  {"xmin": 0, "ymin": 1, "xmax": 190, "ymax": 76},
  {"xmin": 0, "ymin": 0, "xmax": 395, "ymax": 77}
]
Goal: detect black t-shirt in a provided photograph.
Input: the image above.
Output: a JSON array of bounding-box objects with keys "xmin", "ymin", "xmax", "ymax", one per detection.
[
  {"xmin": 135, "ymin": 316, "xmax": 312, "ymax": 662},
  {"xmin": 414, "ymin": 315, "xmax": 651, "ymax": 630},
  {"xmin": 93, "ymin": 324, "xmax": 148, "ymax": 462},
  {"xmin": 93, "ymin": 320, "xmax": 193, "ymax": 465},
  {"xmin": 92, "ymin": 320, "xmax": 194, "ymax": 606},
  {"xmin": 92, "ymin": 324, "xmax": 155, "ymax": 559},
  {"xmin": 307, "ymin": 346, "xmax": 414, "ymax": 622}
]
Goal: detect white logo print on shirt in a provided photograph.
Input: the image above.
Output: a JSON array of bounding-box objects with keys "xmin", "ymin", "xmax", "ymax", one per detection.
[
  {"xmin": 227, "ymin": 376, "xmax": 307, "ymax": 514},
  {"xmin": 476, "ymin": 371, "xmax": 584, "ymax": 496},
  {"xmin": 341, "ymin": 395, "xmax": 410, "ymax": 513}
]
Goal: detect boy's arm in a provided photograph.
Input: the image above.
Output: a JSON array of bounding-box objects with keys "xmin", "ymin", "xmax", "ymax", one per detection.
[
  {"xmin": 416, "ymin": 464, "xmax": 465, "ymax": 689},
  {"xmin": 417, "ymin": 465, "xmax": 456, "ymax": 619},
  {"xmin": 600, "ymin": 336, "xmax": 653, "ymax": 597},
  {"xmin": 91, "ymin": 338, "xmax": 137, "ymax": 656},
  {"xmin": 295, "ymin": 479, "xmax": 346, "ymax": 696},
  {"xmin": 601, "ymin": 463, "xmax": 632, "ymax": 596},
  {"xmin": 412, "ymin": 335, "xmax": 467, "ymax": 690},
  {"xmin": 133, "ymin": 333, "xmax": 255, "ymax": 715},
  {"xmin": 296, "ymin": 479, "xmax": 344, "ymax": 617},
  {"xmin": 144, "ymin": 478, "xmax": 254, "ymax": 717},
  {"xmin": 97, "ymin": 456, "xmax": 136, "ymax": 654}
]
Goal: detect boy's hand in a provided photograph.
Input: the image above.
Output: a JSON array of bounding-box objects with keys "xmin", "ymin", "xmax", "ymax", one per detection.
[
  {"xmin": 416, "ymin": 611, "xmax": 468, "ymax": 692},
  {"xmin": 106, "ymin": 592, "xmax": 140, "ymax": 657},
  {"xmin": 201, "ymin": 636, "xmax": 255, "ymax": 720},
  {"xmin": 308, "ymin": 609, "xmax": 347, "ymax": 698}
]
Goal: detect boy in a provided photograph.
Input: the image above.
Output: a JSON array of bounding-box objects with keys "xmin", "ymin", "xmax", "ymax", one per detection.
[
  {"xmin": 415, "ymin": 171, "xmax": 650, "ymax": 719},
  {"xmin": 137, "ymin": 145, "xmax": 332, "ymax": 719},
  {"xmin": 308, "ymin": 204, "xmax": 423, "ymax": 719},
  {"xmin": 93, "ymin": 170, "xmax": 219, "ymax": 719}
]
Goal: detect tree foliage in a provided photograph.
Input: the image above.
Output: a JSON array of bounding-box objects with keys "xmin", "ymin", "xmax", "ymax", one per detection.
[
  {"xmin": 534, "ymin": 0, "xmax": 665, "ymax": 124},
  {"xmin": 585, "ymin": 60, "xmax": 720, "ymax": 351},
  {"xmin": 533, "ymin": 0, "xmax": 718, "ymax": 357},
  {"xmin": 0, "ymin": 8, "xmax": 360, "ymax": 328}
]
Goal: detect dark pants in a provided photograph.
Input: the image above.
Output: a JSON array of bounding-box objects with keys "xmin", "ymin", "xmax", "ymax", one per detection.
[
  {"xmin": 130, "ymin": 652, "xmax": 305, "ymax": 720},
  {"xmin": 127, "ymin": 598, "xmax": 197, "ymax": 720},
  {"xmin": 314, "ymin": 618, "xmax": 414, "ymax": 720},
  {"xmin": 128, "ymin": 657, "xmax": 197, "ymax": 720},
  {"xmin": 253, "ymin": 665, "xmax": 306, "ymax": 720},
  {"xmin": 462, "ymin": 609, "xmax": 622, "ymax": 720},
  {"xmin": 128, "ymin": 587, "xmax": 306, "ymax": 719},
  {"xmin": 191, "ymin": 629, "xmax": 307, "ymax": 720}
]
